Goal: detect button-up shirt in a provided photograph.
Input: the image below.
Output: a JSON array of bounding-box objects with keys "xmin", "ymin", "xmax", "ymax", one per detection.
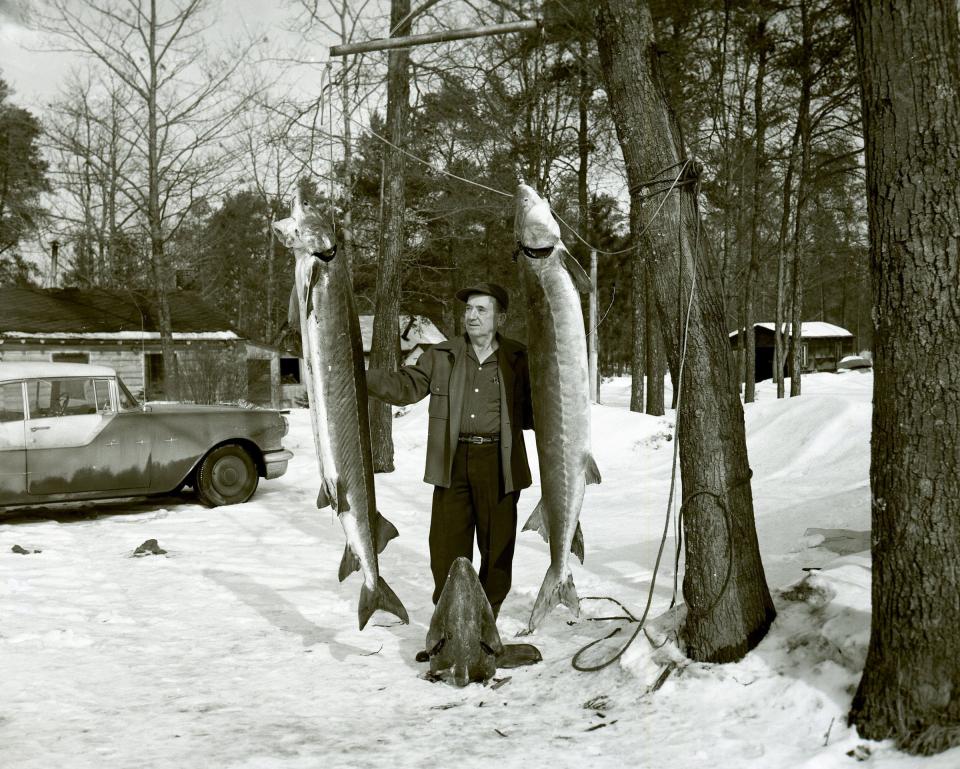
[{"xmin": 458, "ymin": 345, "xmax": 501, "ymax": 436}]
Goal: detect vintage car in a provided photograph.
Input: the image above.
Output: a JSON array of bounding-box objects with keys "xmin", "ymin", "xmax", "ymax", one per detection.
[{"xmin": 0, "ymin": 361, "xmax": 293, "ymax": 508}]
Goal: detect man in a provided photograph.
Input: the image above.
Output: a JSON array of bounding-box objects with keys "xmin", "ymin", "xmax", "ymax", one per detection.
[{"xmin": 366, "ymin": 283, "xmax": 533, "ymax": 632}]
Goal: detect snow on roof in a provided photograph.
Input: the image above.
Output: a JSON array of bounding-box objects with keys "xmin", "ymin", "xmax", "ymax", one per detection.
[
  {"xmin": 357, "ymin": 315, "xmax": 447, "ymax": 353},
  {"xmin": 730, "ymin": 322, "xmax": 853, "ymax": 338},
  {"xmin": 1, "ymin": 331, "xmax": 240, "ymax": 341},
  {"xmin": 0, "ymin": 361, "xmax": 117, "ymax": 382}
]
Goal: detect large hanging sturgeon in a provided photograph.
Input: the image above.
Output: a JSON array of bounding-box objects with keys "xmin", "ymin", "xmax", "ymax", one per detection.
[
  {"xmin": 273, "ymin": 192, "xmax": 408, "ymax": 630},
  {"xmin": 514, "ymin": 183, "xmax": 601, "ymax": 632}
]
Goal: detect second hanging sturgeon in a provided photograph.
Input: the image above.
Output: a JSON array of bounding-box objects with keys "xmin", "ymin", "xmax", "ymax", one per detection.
[{"xmin": 514, "ymin": 182, "xmax": 601, "ymax": 632}]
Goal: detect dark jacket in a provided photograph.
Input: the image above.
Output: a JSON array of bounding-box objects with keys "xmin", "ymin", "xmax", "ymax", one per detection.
[{"xmin": 367, "ymin": 334, "xmax": 533, "ymax": 492}]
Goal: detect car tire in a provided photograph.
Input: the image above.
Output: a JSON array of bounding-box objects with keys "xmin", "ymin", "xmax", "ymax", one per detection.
[{"xmin": 196, "ymin": 444, "xmax": 259, "ymax": 507}]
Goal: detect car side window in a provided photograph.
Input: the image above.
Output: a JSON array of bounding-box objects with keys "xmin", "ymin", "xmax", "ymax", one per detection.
[
  {"xmin": 0, "ymin": 382, "xmax": 25, "ymax": 423},
  {"xmin": 27, "ymin": 378, "xmax": 99, "ymax": 418},
  {"xmin": 27, "ymin": 379, "xmax": 53, "ymax": 417},
  {"xmin": 94, "ymin": 379, "xmax": 115, "ymax": 413}
]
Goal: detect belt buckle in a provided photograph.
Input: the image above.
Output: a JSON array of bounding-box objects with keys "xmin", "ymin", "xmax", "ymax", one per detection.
[{"xmin": 469, "ymin": 435, "xmax": 484, "ymax": 444}]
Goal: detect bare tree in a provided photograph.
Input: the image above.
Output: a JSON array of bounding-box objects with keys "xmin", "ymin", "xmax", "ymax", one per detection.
[
  {"xmin": 45, "ymin": 73, "xmax": 138, "ymax": 287},
  {"xmin": 847, "ymin": 0, "xmax": 960, "ymax": 754},
  {"xmin": 38, "ymin": 0, "xmax": 260, "ymax": 399}
]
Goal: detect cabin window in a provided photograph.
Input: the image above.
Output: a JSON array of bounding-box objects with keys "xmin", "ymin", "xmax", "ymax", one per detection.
[
  {"xmin": 145, "ymin": 353, "xmax": 165, "ymax": 400},
  {"xmin": 280, "ymin": 357, "xmax": 301, "ymax": 384},
  {"xmin": 51, "ymin": 352, "xmax": 90, "ymax": 364}
]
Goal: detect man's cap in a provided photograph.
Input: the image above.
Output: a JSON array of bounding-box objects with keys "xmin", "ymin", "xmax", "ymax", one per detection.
[{"xmin": 455, "ymin": 282, "xmax": 509, "ymax": 311}]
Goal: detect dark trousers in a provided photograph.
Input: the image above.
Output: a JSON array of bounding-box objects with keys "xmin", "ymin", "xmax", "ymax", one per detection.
[{"xmin": 430, "ymin": 442, "xmax": 519, "ymax": 617}]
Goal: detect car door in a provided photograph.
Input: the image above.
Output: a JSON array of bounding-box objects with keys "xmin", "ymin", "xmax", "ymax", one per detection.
[
  {"xmin": 0, "ymin": 381, "xmax": 27, "ymax": 504},
  {"xmin": 25, "ymin": 376, "xmax": 150, "ymax": 496}
]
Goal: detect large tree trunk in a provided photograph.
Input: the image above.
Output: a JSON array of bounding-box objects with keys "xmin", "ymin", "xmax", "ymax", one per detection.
[
  {"xmin": 368, "ymin": 0, "xmax": 411, "ymax": 473},
  {"xmin": 848, "ymin": 0, "xmax": 960, "ymax": 753},
  {"xmin": 597, "ymin": 0, "xmax": 775, "ymax": 662}
]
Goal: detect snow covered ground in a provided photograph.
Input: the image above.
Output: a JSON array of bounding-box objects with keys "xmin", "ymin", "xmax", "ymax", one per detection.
[{"xmin": 2, "ymin": 370, "xmax": 955, "ymax": 768}]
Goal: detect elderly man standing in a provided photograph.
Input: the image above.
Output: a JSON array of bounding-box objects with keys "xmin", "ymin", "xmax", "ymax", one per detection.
[{"xmin": 366, "ymin": 283, "xmax": 533, "ymax": 633}]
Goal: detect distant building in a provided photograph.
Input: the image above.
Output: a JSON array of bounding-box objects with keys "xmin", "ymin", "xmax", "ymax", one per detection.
[
  {"xmin": 729, "ymin": 322, "xmax": 855, "ymax": 381},
  {"xmin": 0, "ymin": 286, "xmax": 295, "ymax": 405},
  {"xmin": 358, "ymin": 314, "xmax": 447, "ymax": 367}
]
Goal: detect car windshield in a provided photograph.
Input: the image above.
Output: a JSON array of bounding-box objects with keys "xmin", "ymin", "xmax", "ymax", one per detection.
[{"xmin": 117, "ymin": 377, "xmax": 140, "ymax": 410}]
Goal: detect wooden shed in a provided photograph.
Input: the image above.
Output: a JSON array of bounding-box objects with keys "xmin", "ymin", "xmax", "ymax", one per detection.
[
  {"xmin": 0, "ymin": 287, "xmax": 247, "ymax": 401},
  {"xmin": 729, "ymin": 322, "xmax": 855, "ymax": 381}
]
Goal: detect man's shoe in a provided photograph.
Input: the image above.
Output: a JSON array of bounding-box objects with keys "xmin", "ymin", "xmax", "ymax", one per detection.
[{"xmin": 415, "ymin": 650, "xmax": 430, "ymax": 663}]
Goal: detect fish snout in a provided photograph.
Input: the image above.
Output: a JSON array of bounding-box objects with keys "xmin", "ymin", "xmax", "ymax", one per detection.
[{"xmin": 272, "ymin": 217, "xmax": 300, "ymax": 248}]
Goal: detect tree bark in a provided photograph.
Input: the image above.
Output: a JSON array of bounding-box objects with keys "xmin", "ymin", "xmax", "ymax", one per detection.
[
  {"xmin": 629, "ymin": 240, "xmax": 646, "ymax": 413},
  {"xmin": 146, "ymin": 0, "xmax": 177, "ymax": 400},
  {"xmin": 645, "ymin": 257, "xmax": 665, "ymax": 416},
  {"xmin": 788, "ymin": 0, "xmax": 814, "ymax": 398},
  {"xmin": 597, "ymin": 0, "xmax": 775, "ymax": 662},
  {"xmin": 743, "ymin": 19, "xmax": 770, "ymax": 403},
  {"xmin": 848, "ymin": 0, "xmax": 960, "ymax": 753},
  {"xmin": 369, "ymin": 0, "xmax": 411, "ymax": 473}
]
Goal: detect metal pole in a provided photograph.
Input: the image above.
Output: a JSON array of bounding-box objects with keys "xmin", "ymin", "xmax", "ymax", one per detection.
[
  {"xmin": 331, "ymin": 20, "xmax": 540, "ymax": 56},
  {"xmin": 588, "ymin": 249, "xmax": 599, "ymax": 403}
]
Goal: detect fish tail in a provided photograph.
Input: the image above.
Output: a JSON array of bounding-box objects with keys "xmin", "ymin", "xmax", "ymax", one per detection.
[
  {"xmin": 358, "ymin": 575, "xmax": 410, "ymax": 630},
  {"xmin": 528, "ymin": 567, "xmax": 579, "ymax": 632},
  {"xmin": 373, "ymin": 510, "xmax": 400, "ymax": 554}
]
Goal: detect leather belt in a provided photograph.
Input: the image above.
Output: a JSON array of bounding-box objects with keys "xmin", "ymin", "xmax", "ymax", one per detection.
[{"xmin": 458, "ymin": 434, "xmax": 500, "ymax": 445}]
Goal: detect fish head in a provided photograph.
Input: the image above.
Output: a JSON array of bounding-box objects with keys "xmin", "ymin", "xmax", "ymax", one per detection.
[
  {"xmin": 426, "ymin": 557, "xmax": 502, "ymax": 686},
  {"xmin": 272, "ymin": 189, "xmax": 337, "ymax": 262},
  {"xmin": 514, "ymin": 183, "xmax": 561, "ymax": 254}
]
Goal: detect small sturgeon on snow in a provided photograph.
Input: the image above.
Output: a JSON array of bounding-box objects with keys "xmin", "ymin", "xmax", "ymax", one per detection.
[
  {"xmin": 273, "ymin": 191, "xmax": 408, "ymax": 630},
  {"xmin": 514, "ymin": 183, "xmax": 600, "ymax": 632},
  {"xmin": 426, "ymin": 557, "xmax": 503, "ymax": 686}
]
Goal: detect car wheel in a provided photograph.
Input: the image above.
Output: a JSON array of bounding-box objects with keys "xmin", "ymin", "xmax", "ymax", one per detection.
[{"xmin": 196, "ymin": 444, "xmax": 259, "ymax": 506}]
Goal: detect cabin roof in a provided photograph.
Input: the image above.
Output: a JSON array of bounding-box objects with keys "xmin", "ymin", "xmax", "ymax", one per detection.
[
  {"xmin": 0, "ymin": 287, "xmax": 242, "ymax": 340},
  {"xmin": 729, "ymin": 322, "xmax": 853, "ymax": 339}
]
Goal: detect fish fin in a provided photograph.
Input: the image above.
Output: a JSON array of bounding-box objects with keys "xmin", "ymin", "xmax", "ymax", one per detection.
[
  {"xmin": 317, "ymin": 476, "xmax": 337, "ymax": 510},
  {"xmin": 481, "ymin": 614, "xmax": 504, "ymax": 657},
  {"xmin": 373, "ymin": 511, "xmax": 400, "ymax": 554},
  {"xmin": 572, "ymin": 522, "xmax": 585, "ymax": 565},
  {"xmin": 338, "ymin": 543, "xmax": 361, "ymax": 582},
  {"xmin": 497, "ymin": 643, "xmax": 542, "ymax": 668},
  {"xmin": 561, "ymin": 248, "xmax": 592, "ymax": 293},
  {"xmin": 316, "ymin": 487, "xmax": 330, "ymax": 510},
  {"xmin": 302, "ymin": 257, "xmax": 322, "ymax": 315},
  {"xmin": 287, "ymin": 285, "xmax": 299, "ymax": 329},
  {"xmin": 358, "ymin": 576, "xmax": 409, "ymax": 630},
  {"xmin": 585, "ymin": 454, "xmax": 601, "ymax": 485},
  {"xmin": 528, "ymin": 567, "xmax": 580, "ymax": 632},
  {"xmin": 335, "ymin": 477, "xmax": 350, "ymax": 513},
  {"xmin": 521, "ymin": 499, "xmax": 548, "ymax": 542}
]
